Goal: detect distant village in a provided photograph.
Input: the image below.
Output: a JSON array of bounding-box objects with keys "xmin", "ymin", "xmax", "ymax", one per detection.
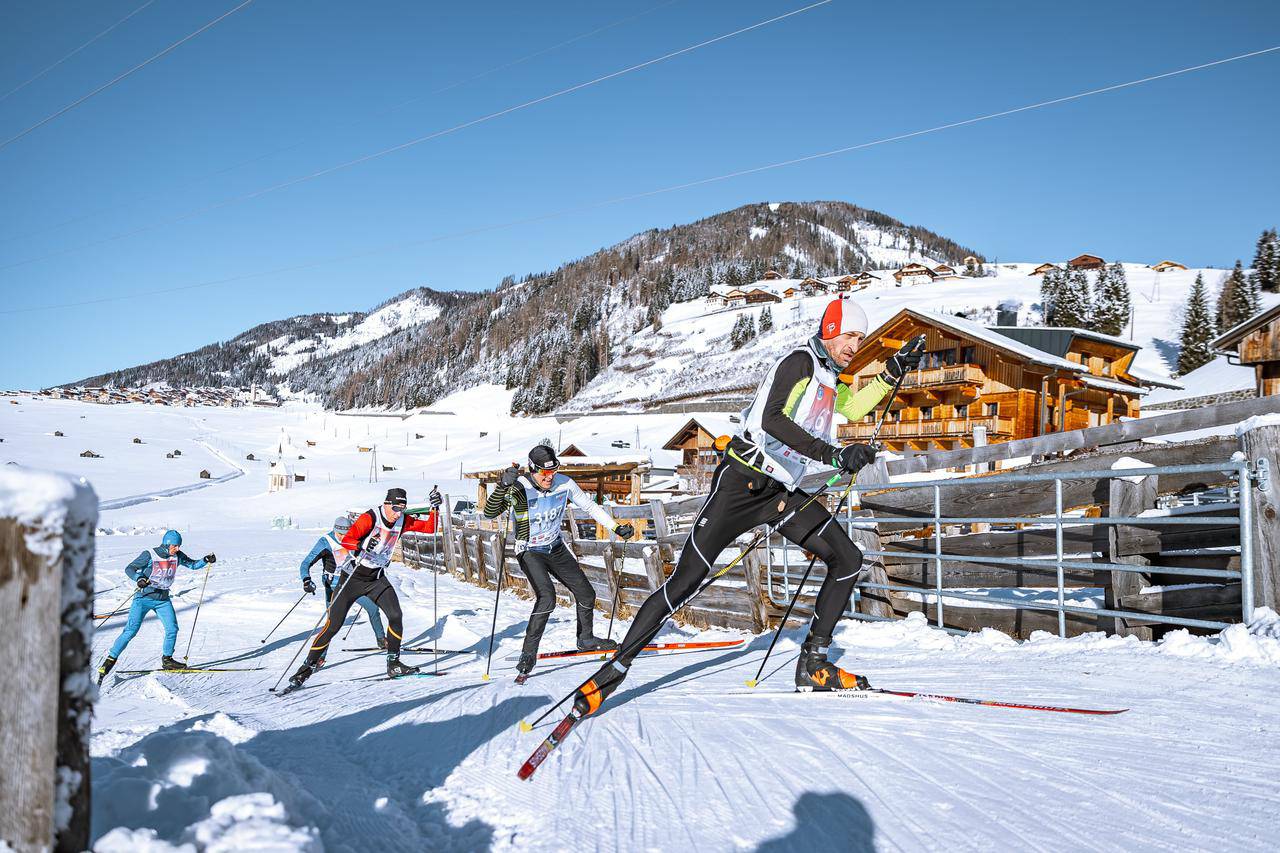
[{"xmin": 1, "ymin": 384, "xmax": 281, "ymax": 407}]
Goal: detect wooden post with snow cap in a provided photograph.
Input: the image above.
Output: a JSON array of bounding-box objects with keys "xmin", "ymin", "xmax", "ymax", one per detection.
[
  {"xmin": 1096, "ymin": 468, "xmax": 1155, "ymax": 640},
  {"xmin": 847, "ymin": 458, "xmax": 894, "ymax": 620},
  {"xmin": 1239, "ymin": 416, "xmax": 1280, "ymax": 617},
  {"xmin": 0, "ymin": 469, "xmax": 97, "ymax": 852}
]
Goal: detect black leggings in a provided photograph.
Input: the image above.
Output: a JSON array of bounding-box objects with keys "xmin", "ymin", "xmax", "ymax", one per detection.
[
  {"xmin": 516, "ymin": 543, "xmax": 599, "ymax": 656},
  {"xmin": 305, "ymin": 568, "xmax": 404, "ymax": 664},
  {"xmin": 616, "ymin": 458, "xmax": 863, "ymax": 666}
]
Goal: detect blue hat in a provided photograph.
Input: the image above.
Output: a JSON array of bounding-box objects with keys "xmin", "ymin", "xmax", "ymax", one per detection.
[{"xmin": 162, "ymin": 530, "xmax": 182, "ymax": 548}]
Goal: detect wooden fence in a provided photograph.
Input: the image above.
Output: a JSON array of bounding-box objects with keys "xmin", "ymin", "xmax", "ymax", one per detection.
[
  {"xmin": 400, "ymin": 396, "xmax": 1280, "ymax": 640},
  {"xmin": 1, "ymin": 472, "xmax": 96, "ymax": 853}
]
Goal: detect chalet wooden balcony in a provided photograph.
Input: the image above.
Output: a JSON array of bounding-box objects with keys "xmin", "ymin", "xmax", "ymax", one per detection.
[
  {"xmin": 838, "ymin": 415, "xmax": 1015, "ymax": 442},
  {"xmin": 856, "ymin": 363, "xmax": 985, "ymax": 390}
]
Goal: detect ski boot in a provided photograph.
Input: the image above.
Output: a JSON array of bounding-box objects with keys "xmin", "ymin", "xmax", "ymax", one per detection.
[
  {"xmin": 515, "ymin": 652, "xmax": 536, "ymax": 685},
  {"xmin": 576, "ymin": 635, "xmax": 619, "ymax": 652},
  {"xmin": 795, "ymin": 635, "xmax": 870, "ymax": 692},
  {"xmin": 97, "ymin": 655, "xmax": 117, "ymax": 685},
  {"xmin": 573, "ymin": 659, "xmax": 628, "ymax": 717},
  {"xmin": 161, "ymin": 655, "xmax": 185, "ymax": 671},
  {"xmin": 288, "ymin": 662, "xmax": 315, "ymax": 689},
  {"xmin": 387, "ymin": 655, "xmax": 420, "ymax": 678}
]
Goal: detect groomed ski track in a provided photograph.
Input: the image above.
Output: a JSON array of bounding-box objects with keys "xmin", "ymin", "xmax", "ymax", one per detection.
[{"xmin": 91, "ymin": 542, "xmax": 1280, "ymax": 852}]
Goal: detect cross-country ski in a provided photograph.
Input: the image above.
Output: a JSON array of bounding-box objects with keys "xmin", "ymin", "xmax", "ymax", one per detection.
[{"xmin": 7, "ymin": 6, "xmax": 1280, "ymax": 847}]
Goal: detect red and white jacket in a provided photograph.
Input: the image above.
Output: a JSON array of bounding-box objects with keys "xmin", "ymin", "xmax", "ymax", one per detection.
[{"xmin": 340, "ymin": 508, "xmax": 437, "ymax": 571}]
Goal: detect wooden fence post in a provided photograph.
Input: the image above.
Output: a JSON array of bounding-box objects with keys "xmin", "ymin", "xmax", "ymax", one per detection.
[
  {"xmin": 648, "ymin": 499, "xmax": 674, "ymax": 564},
  {"xmin": 0, "ymin": 472, "xmax": 96, "ymax": 852},
  {"xmin": 642, "ymin": 545, "xmax": 666, "ymax": 592},
  {"xmin": 741, "ymin": 547, "xmax": 768, "ymax": 632},
  {"xmin": 1097, "ymin": 474, "xmax": 1155, "ymax": 639},
  {"xmin": 1240, "ymin": 420, "xmax": 1280, "ymax": 616},
  {"xmin": 848, "ymin": 459, "xmax": 894, "ymax": 619}
]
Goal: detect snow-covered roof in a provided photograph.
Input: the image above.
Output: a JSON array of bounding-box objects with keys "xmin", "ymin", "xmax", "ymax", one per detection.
[
  {"xmin": 662, "ymin": 414, "xmax": 739, "ymax": 448},
  {"xmin": 1143, "ymin": 356, "xmax": 1256, "ymax": 406},
  {"xmin": 909, "ymin": 310, "xmax": 1082, "ymax": 372},
  {"xmin": 1079, "ymin": 375, "xmax": 1147, "ymax": 396},
  {"xmin": 464, "ymin": 454, "xmax": 651, "ymax": 476},
  {"xmin": 1127, "ymin": 366, "xmax": 1183, "ymax": 390},
  {"xmin": 1212, "ymin": 302, "xmax": 1280, "ymax": 350},
  {"xmin": 988, "ymin": 325, "xmax": 1138, "ymax": 352}
]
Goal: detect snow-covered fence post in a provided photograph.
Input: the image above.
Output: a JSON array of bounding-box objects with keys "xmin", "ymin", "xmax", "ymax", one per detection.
[
  {"xmin": 1239, "ymin": 418, "xmax": 1280, "ymax": 616},
  {"xmin": 0, "ymin": 469, "xmax": 97, "ymax": 852},
  {"xmin": 1096, "ymin": 474, "xmax": 1155, "ymax": 640}
]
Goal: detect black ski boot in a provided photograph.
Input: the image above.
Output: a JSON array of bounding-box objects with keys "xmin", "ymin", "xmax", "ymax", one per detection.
[
  {"xmin": 387, "ymin": 655, "xmax": 420, "ymax": 678},
  {"xmin": 515, "ymin": 652, "xmax": 536, "ymax": 684},
  {"xmin": 573, "ymin": 659, "xmax": 628, "ymax": 716},
  {"xmin": 795, "ymin": 634, "xmax": 870, "ymax": 692},
  {"xmin": 288, "ymin": 662, "xmax": 315, "ymax": 689},
  {"xmin": 577, "ymin": 635, "xmax": 619, "ymax": 652},
  {"xmin": 97, "ymin": 655, "xmax": 117, "ymax": 684},
  {"xmin": 161, "ymin": 655, "xmax": 184, "ymax": 671}
]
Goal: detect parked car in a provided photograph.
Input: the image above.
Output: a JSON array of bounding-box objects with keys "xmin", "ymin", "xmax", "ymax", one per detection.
[{"xmin": 452, "ymin": 498, "xmax": 477, "ymax": 520}]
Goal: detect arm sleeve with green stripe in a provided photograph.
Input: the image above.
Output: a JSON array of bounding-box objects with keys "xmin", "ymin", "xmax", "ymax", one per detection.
[
  {"xmin": 760, "ymin": 349, "xmax": 841, "ymax": 464},
  {"xmin": 483, "ymin": 486, "xmax": 530, "ymax": 540},
  {"xmin": 836, "ymin": 374, "xmax": 892, "ymax": 422}
]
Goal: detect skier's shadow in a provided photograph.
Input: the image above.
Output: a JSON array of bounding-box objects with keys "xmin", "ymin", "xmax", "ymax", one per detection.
[
  {"xmin": 91, "ymin": 684, "xmax": 546, "ymax": 851},
  {"xmin": 755, "ymin": 791, "xmax": 876, "ymax": 853},
  {"xmin": 605, "ymin": 634, "xmax": 774, "ymax": 712}
]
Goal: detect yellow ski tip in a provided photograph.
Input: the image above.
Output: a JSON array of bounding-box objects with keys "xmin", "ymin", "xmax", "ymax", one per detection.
[
  {"xmin": 482, "ymin": 673, "xmax": 491, "ymax": 682},
  {"xmin": 745, "ymin": 679, "xmax": 758, "ymax": 688},
  {"xmin": 518, "ymin": 720, "xmax": 532, "ymax": 733}
]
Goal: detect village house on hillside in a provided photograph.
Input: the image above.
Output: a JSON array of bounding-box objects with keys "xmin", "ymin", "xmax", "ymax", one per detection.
[
  {"xmin": 661, "ymin": 414, "xmax": 738, "ymax": 492},
  {"xmin": 1212, "ymin": 302, "xmax": 1280, "ymax": 398},
  {"xmin": 1030, "ymin": 262, "xmax": 1060, "ymax": 276},
  {"xmin": 1151, "ymin": 260, "xmax": 1188, "ymax": 272},
  {"xmin": 1067, "ymin": 253, "xmax": 1105, "ymax": 270},
  {"xmin": 893, "ymin": 263, "xmax": 938, "ymax": 286},
  {"xmin": 836, "ymin": 308, "xmax": 1162, "ymax": 454}
]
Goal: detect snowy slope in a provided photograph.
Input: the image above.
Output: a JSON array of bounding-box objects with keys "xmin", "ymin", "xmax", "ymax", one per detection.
[
  {"xmin": 266, "ymin": 292, "xmax": 442, "ymax": 376},
  {"xmin": 568, "ymin": 264, "xmax": 1280, "ymax": 412},
  {"xmin": 4, "ymin": 394, "xmax": 1275, "ymax": 850}
]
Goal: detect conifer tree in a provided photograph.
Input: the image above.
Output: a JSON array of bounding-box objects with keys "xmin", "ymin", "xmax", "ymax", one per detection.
[
  {"xmin": 1094, "ymin": 262, "xmax": 1132, "ymax": 336},
  {"xmin": 1253, "ymin": 228, "xmax": 1278, "ymax": 293},
  {"xmin": 1055, "ymin": 269, "xmax": 1093, "ymax": 327},
  {"xmin": 1039, "ymin": 268, "xmax": 1062, "ymax": 324},
  {"xmin": 1217, "ymin": 260, "xmax": 1259, "ymax": 331},
  {"xmin": 759, "ymin": 305, "xmax": 774, "ymax": 333},
  {"xmin": 1178, "ymin": 273, "xmax": 1217, "ymax": 375}
]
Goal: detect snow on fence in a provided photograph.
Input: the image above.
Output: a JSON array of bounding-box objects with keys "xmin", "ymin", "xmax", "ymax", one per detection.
[
  {"xmin": 400, "ymin": 396, "xmax": 1280, "ymax": 640},
  {"xmin": 0, "ymin": 468, "xmax": 97, "ymax": 852}
]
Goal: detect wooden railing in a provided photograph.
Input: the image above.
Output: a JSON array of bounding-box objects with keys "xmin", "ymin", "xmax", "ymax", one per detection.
[
  {"xmin": 856, "ymin": 363, "xmax": 985, "ymax": 390},
  {"xmin": 398, "ymin": 396, "xmax": 1280, "ymax": 639},
  {"xmin": 839, "ymin": 415, "xmax": 1014, "ymax": 441}
]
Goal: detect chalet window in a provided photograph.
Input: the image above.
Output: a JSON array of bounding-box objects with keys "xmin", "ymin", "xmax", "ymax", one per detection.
[
  {"xmin": 1101, "ymin": 360, "xmax": 1112, "ymax": 376},
  {"xmin": 955, "ymin": 403, "xmax": 968, "ymax": 418},
  {"xmin": 924, "ymin": 349, "xmax": 957, "ymax": 369},
  {"xmin": 920, "ymin": 405, "xmax": 934, "ymax": 420},
  {"xmin": 984, "ymin": 402, "xmax": 999, "ymax": 417},
  {"xmin": 960, "ymin": 346, "xmax": 976, "ymax": 364}
]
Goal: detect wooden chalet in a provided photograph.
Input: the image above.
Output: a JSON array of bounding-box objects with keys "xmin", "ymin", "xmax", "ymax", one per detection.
[
  {"xmin": 762, "ymin": 269, "xmax": 783, "ymax": 280},
  {"xmin": 1212, "ymin": 303, "xmax": 1280, "ymax": 398},
  {"xmin": 834, "ymin": 273, "xmax": 873, "ymax": 292},
  {"xmin": 744, "ymin": 287, "xmax": 782, "ymax": 304},
  {"xmin": 962, "ymin": 255, "xmax": 981, "ymax": 267},
  {"xmin": 1151, "ymin": 260, "xmax": 1188, "ymax": 272},
  {"xmin": 799, "ymin": 276, "xmax": 828, "ymax": 294},
  {"xmin": 933, "ymin": 264, "xmax": 958, "ymax": 278},
  {"xmin": 782, "ymin": 285, "xmax": 802, "ymax": 299},
  {"xmin": 661, "ymin": 415, "xmax": 737, "ymax": 492},
  {"xmin": 1030, "ymin": 262, "xmax": 1060, "ymax": 276},
  {"xmin": 836, "ymin": 309, "xmax": 1147, "ymax": 453},
  {"xmin": 722, "ymin": 288, "xmax": 747, "ymax": 307},
  {"xmin": 893, "ymin": 263, "xmax": 937, "ymax": 285},
  {"xmin": 1067, "ymin": 253, "xmax": 1105, "ymax": 270}
]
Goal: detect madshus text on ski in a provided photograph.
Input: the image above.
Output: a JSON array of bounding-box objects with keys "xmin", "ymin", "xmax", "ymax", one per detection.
[{"xmin": 91, "ymin": 295, "xmax": 1126, "ymax": 775}]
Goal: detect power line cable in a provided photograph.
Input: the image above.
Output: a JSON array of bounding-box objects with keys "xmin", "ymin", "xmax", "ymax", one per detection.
[
  {"xmin": 0, "ymin": 0, "xmax": 831, "ymax": 272},
  {"xmin": 0, "ymin": 0, "xmax": 256, "ymax": 153},
  {"xmin": 0, "ymin": 0, "xmax": 683, "ymax": 247},
  {"xmin": 4, "ymin": 42, "xmax": 1276, "ymax": 316},
  {"xmin": 0, "ymin": 0, "xmax": 157, "ymax": 105}
]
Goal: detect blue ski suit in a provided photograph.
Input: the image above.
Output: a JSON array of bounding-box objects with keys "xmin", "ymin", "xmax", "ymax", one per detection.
[
  {"xmin": 108, "ymin": 546, "xmax": 207, "ymax": 658},
  {"xmin": 298, "ymin": 532, "xmax": 385, "ymax": 643}
]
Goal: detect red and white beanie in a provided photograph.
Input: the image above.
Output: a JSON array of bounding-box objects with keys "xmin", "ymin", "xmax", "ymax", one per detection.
[{"xmin": 819, "ymin": 296, "xmax": 869, "ymax": 340}]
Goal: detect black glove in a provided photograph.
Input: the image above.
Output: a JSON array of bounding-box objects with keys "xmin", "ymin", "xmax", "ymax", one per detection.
[
  {"xmin": 883, "ymin": 335, "xmax": 926, "ymax": 381},
  {"xmin": 429, "ymin": 487, "xmax": 442, "ymax": 509},
  {"xmin": 303, "ymin": 577, "xmax": 316, "ymax": 595},
  {"xmin": 203, "ymin": 553, "xmax": 216, "ymax": 564},
  {"xmin": 498, "ymin": 464, "xmax": 520, "ymax": 489},
  {"xmin": 832, "ymin": 443, "xmax": 878, "ymax": 474},
  {"xmin": 136, "ymin": 576, "xmax": 151, "ymax": 589},
  {"xmin": 614, "ymin": 523, "xmax": 635, "ymax": 540}
]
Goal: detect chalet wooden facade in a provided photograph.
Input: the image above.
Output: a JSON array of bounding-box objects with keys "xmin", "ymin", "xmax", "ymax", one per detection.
[
  {"xmin": 744, "ymin": 287, "xmax": 781, "ymax": 304},
  {"xmin": 1067, "ymin": 253, "xmax": 1105, "ymax": 270},
  {"xmin": 661, "ymin": 415, "xmax": 736, "ymax": 492},
  {"xmin": 1151, "ymin": 260, "xmax": 1188, "ymax": 272},
  {"xmin": 835, "ymin": 309, "xmax": 1149, "ymax": 453},
  {"xmin": 1212, "ymin": 303, "xmax": 1280, "ymax": 398},
  {"xmin": 933, "ymin": 264, "xmax": 958, "ymax": 279},
  {"xmin": 893, "ymin": 263, "xmax": 937, "ymax": 285},
  {"xmin": 762, "ymin": 269, "xmax": 783, "ymax": 280},
  {"xmin": 1030, "ymin": 262, "xmax": 1060, "ymax": 276}
]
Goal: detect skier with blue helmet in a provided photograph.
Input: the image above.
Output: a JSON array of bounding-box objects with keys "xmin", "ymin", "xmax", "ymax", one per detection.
[{"xmin": 97, "ymin": 530, "xmax": 216, "ymax": 681}]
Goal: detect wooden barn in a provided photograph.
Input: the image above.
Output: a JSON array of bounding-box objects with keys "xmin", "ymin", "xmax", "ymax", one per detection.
[
  {"xmin": 1067, "ymin": 253, "xmax": 1105, "ymax": 270},
  {"xmin": 835, "ymin": 309, "xmax": 1149, "ymax": 453},
  {"xmin": 1212, "ymin": 302, "xmax": 1280, "ymax": 398},
  {"xmin": 1151, "ymin": 260, "xmax": 1188, "ymax": 272}
]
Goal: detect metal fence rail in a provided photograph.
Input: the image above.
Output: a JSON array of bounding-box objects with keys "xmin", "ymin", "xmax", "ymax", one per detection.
[{"xmin": 765, "ymin": 460, "xmax": 1256, "ymax": 637}]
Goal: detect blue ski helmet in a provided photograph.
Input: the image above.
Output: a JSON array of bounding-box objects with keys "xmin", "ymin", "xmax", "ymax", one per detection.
[{"xmin": 161, "ymin": 529, "xmax": 182, "ymax": 548}]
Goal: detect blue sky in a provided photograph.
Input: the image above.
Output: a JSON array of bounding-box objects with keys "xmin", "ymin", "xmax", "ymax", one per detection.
[{"xmin": 1, "ymin": 0, "xmax": 1277, "ymax": 389}]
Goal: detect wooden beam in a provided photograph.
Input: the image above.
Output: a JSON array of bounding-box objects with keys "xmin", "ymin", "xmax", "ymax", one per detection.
[
  {"xmin": 1241, "ymin": 421, "xmax": 1280, "ymax": 616},
  {"xmin": 1095, "ymin": 474, "xmax": 1154, "ymax": 639}
]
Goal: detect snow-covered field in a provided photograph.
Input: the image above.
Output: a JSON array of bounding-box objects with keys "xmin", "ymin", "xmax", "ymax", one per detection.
[{"xmin": 4, "ymin": 393, "xmax": 1279, "ymax": 851}]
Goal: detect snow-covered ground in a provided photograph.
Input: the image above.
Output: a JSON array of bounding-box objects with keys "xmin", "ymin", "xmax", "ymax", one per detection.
[
  {"xmin": 4, "ymin": 394, "xmax": 1279, "ymax": 851},
  {"xmin": 568, "ymin": 263, "xmax": 1280, "ymax": 412}
]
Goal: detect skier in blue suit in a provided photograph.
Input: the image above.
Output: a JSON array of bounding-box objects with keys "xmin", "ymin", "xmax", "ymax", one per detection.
[
  {"xmin": 97, "ymin": 530, "xmax": 215, "ymax": 680},
  {"xmin": 298, "ymin": 515, "xmax": 387, "ymax": 657}
]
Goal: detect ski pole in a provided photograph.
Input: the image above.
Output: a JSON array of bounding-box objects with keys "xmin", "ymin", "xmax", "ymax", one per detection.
[
  {"xmin": 481, "ymin": 511, "xmax": 510, "ymax": 682},
  {"xmin": 260, "ymin": 592, "xmax": 308, "ymax": 643},
  {"xmin": 605, "ymin": 531, "xmax": 624, "ymax": 642},
  {"xmin": 341, "ymin": 606, "xmax": 363, "ymax": 640},
  {"xmin": 270, "ymin": 569, "xmax": 357, "ymax": 692},
  {"xmin": 746, "ymin": 352, "xmax": 915, "ymax": 687},
  {"xmin": 181, "ymin": 561, "xmax": 213, "ymax": 663},
  {"xmin": 520, "ymin": 474, "xmax": 843, "ymax": 731},
  {"xmin": 95, "ymin": 589, "xmax": 136, "ymax": 628},
  {"xmin": 432, "ymin": 493, "xmax": 440, "ymax": 675}
]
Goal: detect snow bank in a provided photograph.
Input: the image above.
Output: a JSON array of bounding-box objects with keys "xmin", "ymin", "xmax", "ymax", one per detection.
[{"xmin": 95, "ymin": 793, "xmax": 319, "ymax": 852}]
